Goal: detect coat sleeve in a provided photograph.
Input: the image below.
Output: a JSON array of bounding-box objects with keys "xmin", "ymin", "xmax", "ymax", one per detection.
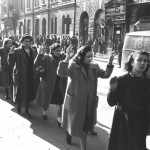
[
  {"xmin": 34, "ymin": 54, "xmax": 45, "ymax": 67},
  {"xmin": 7, "ymin": 50, "xmax": 17, "ymax": 68},
  {"xmin": 97, "ymin": 63, "xmax": 114, "ymax": 79},
  {"xmin": 57, "ymin": 61, "xmax": 73, "ymax": 77},
  {"xmin": 107, "ymin": 76, "xmax": 126, "ymax": 107}
]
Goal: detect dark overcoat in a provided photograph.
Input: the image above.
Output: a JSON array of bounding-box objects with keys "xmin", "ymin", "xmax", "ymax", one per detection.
[
  {"xmin": 0, "ymin": 47, "xmax": 11, "ymax": 88},
  {"xmin": 35, "ymin": 53, "xmax": 67, "ymax": 110},
  {"xmin": 8, "ymin": 45, "xmax": 37, "ymax": 104},
  {"xmin": 57, "ymin": 61, "xmax": 113, "ymax": 137},
  {"xmin": 107, "ymin": 73, "xmax": 150, "ymax": 150}
]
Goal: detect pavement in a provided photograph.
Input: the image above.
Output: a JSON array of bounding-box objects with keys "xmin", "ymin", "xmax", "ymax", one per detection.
[{"xmin": 0, "ymin": 87, "xmax": 110, "ymax": 150}]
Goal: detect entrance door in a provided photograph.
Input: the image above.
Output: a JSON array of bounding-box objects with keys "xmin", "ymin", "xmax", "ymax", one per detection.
[{"xmin": 113, "ymin": 24, "xmax": 125, "ymax": 50}]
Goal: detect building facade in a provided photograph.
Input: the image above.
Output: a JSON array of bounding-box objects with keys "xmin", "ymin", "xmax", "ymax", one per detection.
[{"xmin": 75, "ymin": 0, "xmax": 105, "ymax": 45}]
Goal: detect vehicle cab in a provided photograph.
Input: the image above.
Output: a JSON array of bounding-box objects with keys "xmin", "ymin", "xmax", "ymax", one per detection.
[{"xmin": 121, "ymin": 31, "xmax": 150, "ymax": 71}]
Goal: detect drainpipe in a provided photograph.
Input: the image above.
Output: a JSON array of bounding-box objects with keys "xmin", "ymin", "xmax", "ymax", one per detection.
[
  {"xmin": 48, "ymin": 0, "xmax": 50, "ymax": 36},
  {"xmin": 32, "ymin": 0, "xmax": 35, "ymax": 41},
  {"xmin": 73, "ymin": 0, "xmax": 76, "ymax": 36}
]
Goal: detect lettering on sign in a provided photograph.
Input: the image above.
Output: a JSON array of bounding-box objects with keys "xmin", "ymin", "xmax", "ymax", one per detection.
[{"xmin": 105, "ymin": 3, "xmax": 125, "ymax": 16}]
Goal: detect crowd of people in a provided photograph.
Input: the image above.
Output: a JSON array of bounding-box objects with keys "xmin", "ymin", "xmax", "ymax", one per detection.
[{"xmin": 0, "ymin": 34, "xmax": 149, "ymax": 150}]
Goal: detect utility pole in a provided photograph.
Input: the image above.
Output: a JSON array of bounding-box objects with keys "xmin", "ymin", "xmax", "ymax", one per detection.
[
  {"xmin": 32, "ymin": 0, "xmax": 35, "ymax": 41},
  {"xmin": 73, "ymin": 0, "xmax": 76, "ymax": 36}
]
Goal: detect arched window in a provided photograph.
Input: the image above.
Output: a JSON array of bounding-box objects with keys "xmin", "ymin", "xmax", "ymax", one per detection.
[
  {"xmin": 66, "ymin": 15, "xmax": 70, "ymax": 34},
  {"xmin": 51, "ymin": 17, "xmax": 54, "ymax": 34},
  {"xmin": 55, "ymin": 17, "xmax": 57, "ymax": 34},
  {"xmin": 62, "ymin": 15, "xmax": 65, "ymax": 34}
]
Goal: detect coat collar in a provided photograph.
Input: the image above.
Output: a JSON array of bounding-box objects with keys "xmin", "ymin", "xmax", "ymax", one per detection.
[
  {"xmin": 18, "ymin": 45, "xmax": 35, "ymax": 62},
  {"xmin": 70, "ymin": 61, "xmax": 96, "ymax": 80}
]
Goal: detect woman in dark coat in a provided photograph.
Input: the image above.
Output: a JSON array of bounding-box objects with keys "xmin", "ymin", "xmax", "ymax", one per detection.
[
  {"xmin": 57, "ymin": 45, "xmax": 115, "ymax": 150},
  {"xmin": 35, "ymin": 43, "xmax": 67, "ymax": 124},
  {"xmin": 8, "ymin": 35, "xmax": 37, "ymax": 118},
  {"xmin": 0, "ymin": 38, "xmax": 12, "ymax": 99},
  {"xmin": 107, "ymin": 51, "xmax": 150, "ymax": 150}
]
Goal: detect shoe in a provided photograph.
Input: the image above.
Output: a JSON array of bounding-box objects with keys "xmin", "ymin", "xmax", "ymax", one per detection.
[
  {"xmin": 65, "ymin": 130, "xmax": 72, "ymax": 145},
  {"xmin": 57, "ymin": 120, "xmax": 61, "ymax": 127},
  {"xmin": 42, "ymin": 115, "xmax": 48, "ymax": 120},
  {"xmin": 17, "ymin": 105, "xmax": 21, "ymax": 114},
  {"xmin": 88, "ymin": 131, "xmax": 98, "ymax": 136},
  {"xmin": 24, "ymin": 111, "xmax": 32, "ymax": 119}
]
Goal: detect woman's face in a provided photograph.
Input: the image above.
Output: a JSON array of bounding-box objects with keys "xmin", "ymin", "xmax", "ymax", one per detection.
[
  {"xmin": 83, "ymin": 51, "xmax": 93, "ymax": 64},
  {"xmin": 22, "ymin": 38, "xmax": 31, "ymax": 48},
  {"xmin": 6, "ymin": 40, "xmax": 12, "ymax": 49},
  {"xmin": 131, "ymin": 53, "xmax": 148, "ymax": 74},
  {"xmin": 52, "ymin": 47, "xmax": 61, "ymax": 57}
]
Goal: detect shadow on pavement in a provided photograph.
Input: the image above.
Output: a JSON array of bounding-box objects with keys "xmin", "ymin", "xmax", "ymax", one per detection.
[
  {"xmin": 0, "ymin": 86, "xmax": 110, "ymax": 150},
  {"xmin": 9, "ymin": 101, "xmax": 110, "ymax": 150}
]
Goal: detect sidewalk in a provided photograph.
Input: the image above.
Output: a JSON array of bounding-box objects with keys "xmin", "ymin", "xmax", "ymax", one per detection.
[{"xmin": 0, "ymin": 89, "xmax": 109, "ymax": 150}]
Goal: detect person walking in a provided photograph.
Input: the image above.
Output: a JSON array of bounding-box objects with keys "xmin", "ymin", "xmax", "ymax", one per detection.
[
  {"xmin": 92, "ymin": 38, "xmax": 99, "ymax": 57},
  {"xmin": 107, "ymin": 51, "xmax": 150, "ymax": 150},
  {"xmin": 57, "ymin": 45, "xmax": 115, "ymax": 150},
  {"xmin": 0, "ymin": 38, "xmax": 12, "ymax": 100},
  {"xmin": 116, "ymin": 39, "xmax": 123, "ymax": 68},
  {"xmin": 35, "ymin": 43, "xmax": 67, "ymax": 126},
  {"xmin": 8, "ymin": 35, "xmax": 37, "ymax": 118}
]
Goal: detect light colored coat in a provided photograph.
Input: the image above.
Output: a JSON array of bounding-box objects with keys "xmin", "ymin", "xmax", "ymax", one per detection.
[
  {"xmin": 57, "ymin": 61, "xmax": 114, "ymax": 137},
  {"xmin": 35, "ymin": 53, "xmax": 67, "ymax": 110}
]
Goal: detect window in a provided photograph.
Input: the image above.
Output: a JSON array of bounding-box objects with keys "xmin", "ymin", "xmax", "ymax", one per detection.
[
  {"xmin": 27, "ymin": 0, "xmax": 31, "ymax": 9},
  {"xmin": 66, "ymin": 15, "xmax": 70, "ymax": 34},
  {"xmin": 27, "ymin": 20, "xmax": 31, "ymax": 35},
  {"xmin": 55, "ymin": 17, "xmax": 57, "ymax": 34},
  {"xmin": 35, "ymin": 0, "xmax": 39, "ymax": 7},
  {"xmin": 62, "ymin": 16, "xmax": 65, "ymax": 34},
  {"xmin": 51, "ymin": 17, "xmax": 54, "ymax": 34},
  {"xmin": 3, "ymin": 2, "xmax": 7, "ymax": 13},
  {"xmin": 51, "ymin": 0, "xmax": 57, "ymax": 3},
  {"xmin": 20, "ymin": 0, "xmax": 23, "ymax": 11}
]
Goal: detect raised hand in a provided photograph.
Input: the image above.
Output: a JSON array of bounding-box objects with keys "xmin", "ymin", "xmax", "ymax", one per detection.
[
  {"xmin": 39, "ymin": 43, "xmax": 47, "ymax": 55},
  {"xmin": 9, "ymin": 45, "xmax": 16, "ymax": 54},
  {"xmin": 108, "ymin": 52, "xmax": 116, "ymax": 65},
  {"xmin": 66, "ymin": 45, "xmax": 75, "ymax": 59}
]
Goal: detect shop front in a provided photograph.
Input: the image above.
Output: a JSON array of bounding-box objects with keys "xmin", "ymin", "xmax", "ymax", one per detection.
[{"xmin": 105, "ymin": 0, "xmax": 126, "ymax": 51}]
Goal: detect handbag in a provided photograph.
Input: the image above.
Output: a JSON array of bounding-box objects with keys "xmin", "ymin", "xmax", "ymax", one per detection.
[
  {"xmin": 107, "ymin": 104, "xmax": 128, "ymax": 150},
  {"xmin": 35, "ymin": 66, "xmax": 46, "ymax": 78}
]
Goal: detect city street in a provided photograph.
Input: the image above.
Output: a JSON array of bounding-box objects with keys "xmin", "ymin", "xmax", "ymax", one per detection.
[{"xmin": 0, "ymin": 55, "xmax": 150, "ymax": 150}]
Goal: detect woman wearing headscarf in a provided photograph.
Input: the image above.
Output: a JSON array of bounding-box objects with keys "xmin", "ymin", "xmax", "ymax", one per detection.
[{"xmin": 57, "ymin": 45, "xmax": 115, "ymax": 150}]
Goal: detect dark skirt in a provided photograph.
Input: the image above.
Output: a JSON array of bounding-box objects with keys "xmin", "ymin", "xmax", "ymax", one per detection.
[{"xmin": 50, "ymin": 76, "xmax": 64, "ymax": 105}]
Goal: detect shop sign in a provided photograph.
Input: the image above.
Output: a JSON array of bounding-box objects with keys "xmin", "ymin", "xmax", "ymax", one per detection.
[
  {"xmin": 132, "ymin": 0, "xmax": 150, "ymax": 3},
  {"xmin": 106, "ymin": 15, "xmax": 125, "ymax": 21},
  {"xmin": 105, "ymin": 2, "xmax": 125, "ymax": 16}
]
